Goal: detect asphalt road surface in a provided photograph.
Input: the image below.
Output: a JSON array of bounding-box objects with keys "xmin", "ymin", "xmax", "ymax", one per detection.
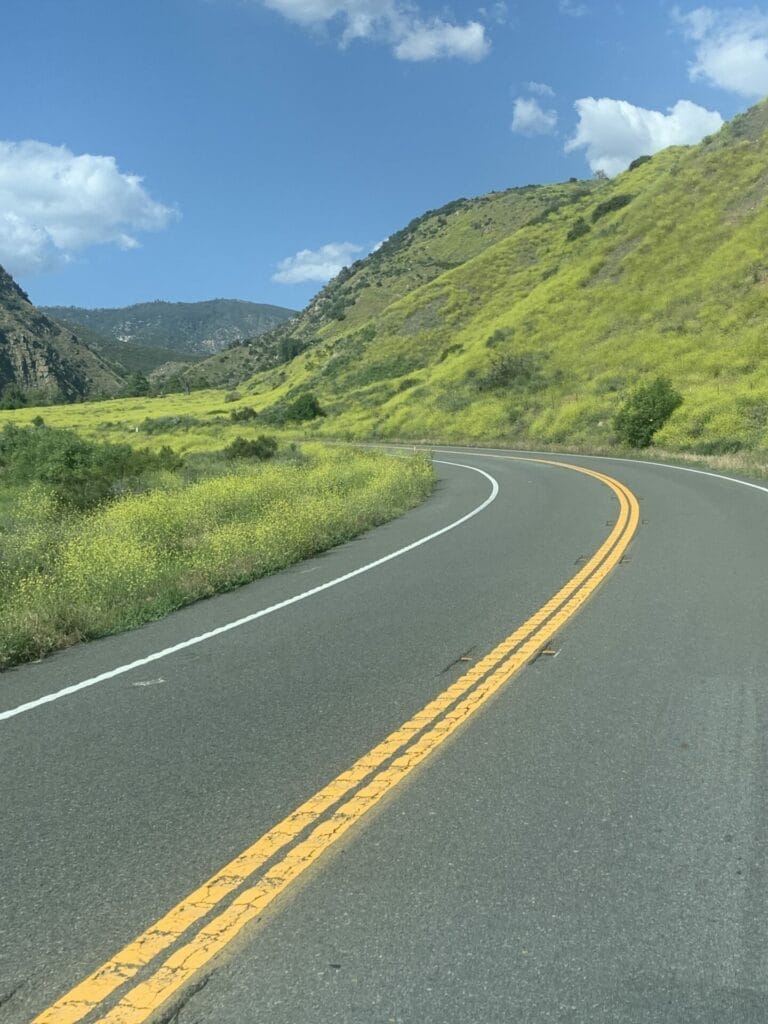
[{"xmin": 2, "ymin": 448, "xmax": 768, "ymax": 1024}]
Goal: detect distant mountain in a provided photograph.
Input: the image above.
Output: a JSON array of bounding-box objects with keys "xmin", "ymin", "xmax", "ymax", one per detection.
[
  {"xmin": 0, "ymin": 266, "xmax": 124, "ymax": 403},
  {"xmin": 41, "ymin": 299, "xmax": 296, "ymax": 356},
  {"xmin": 48, "ymin": 319, "xmax": 205, "ymax": 377}
]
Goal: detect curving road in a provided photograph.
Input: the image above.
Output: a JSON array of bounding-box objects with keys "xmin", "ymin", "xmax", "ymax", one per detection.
[{"xmin": 1, "ymin": 448, "xmax": 767, "ymax": 1023}]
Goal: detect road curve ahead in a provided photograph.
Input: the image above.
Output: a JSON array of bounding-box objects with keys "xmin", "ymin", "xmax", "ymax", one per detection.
[{"xmin": 1, "ymin": 450, "xmax": 767, "ymax": 1024}]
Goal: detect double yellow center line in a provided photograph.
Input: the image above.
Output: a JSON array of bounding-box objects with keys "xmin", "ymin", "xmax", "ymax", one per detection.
[{"xmin": 34, "ymin": 458, "xmax": 639, "ymax": 1024}]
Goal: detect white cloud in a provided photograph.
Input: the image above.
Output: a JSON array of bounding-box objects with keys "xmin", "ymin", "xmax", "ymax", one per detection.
[
  {"xmin": 676, "ymin": 6, "xmax": 768, "ymax": 97},
  {"xmin": 511, "ymin": 97, "xmax": 558, "ymax": 135},
  {"xmin": 559, "ymin": 0, "xmax": 588, "ymax": 16},
  {"xmin": 272, "ymin": 241, "xmax": 364, "ymax": 284},
  {"xmin": 526, "ymin": 80, "xmax": 555, "ymax": 97},
  {"xmin": 394, "ymin": 19, "xmax": 489, "ymax": 60},
  {"xmin": 565, "ymin": 96, "xmax": 723, "ymax": 176},
  {"xmin": 0, "ymin": 140, "xmax": 175, "ymax": 276},
  {"xmin": 478, "ymin": 2, "xmax": 507, "ymax": 26},
  {"xmin": 260, "ymin": 0, "xmax": 490, "ymax": 60}
]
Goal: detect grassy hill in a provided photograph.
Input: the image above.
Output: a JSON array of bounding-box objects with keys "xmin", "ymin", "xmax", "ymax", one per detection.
[
  {"xmin": 214, "ymin": 99, "xmax": 768, "ymax": 455},
  {"xmin": 207, "ymin": 180, "xmax": 606, "ymax": 383}
]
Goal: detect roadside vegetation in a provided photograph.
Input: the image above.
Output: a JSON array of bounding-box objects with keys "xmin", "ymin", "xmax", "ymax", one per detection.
[{"xmin": 0, "ymin": 423, "xmax": 433, "ymax": 669}]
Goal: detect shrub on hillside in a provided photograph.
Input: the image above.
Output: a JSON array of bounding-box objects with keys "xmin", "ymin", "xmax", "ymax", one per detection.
[
  {"xmin": 592, "ymin": 194, "xmax": 634, "ymax": 222},
  {"xmin": 141, "ymin": 415, "xmax": 204, "ymax": 433},
  {"xmin": 566, "ymin": 218, "xmax": 591, "ymax": 242},
  {"xmin": 120, "ymin": 373, "xmax": 151, "ymax": 398},
  {"xmin": 0, "ymin": 424, "xmax": 182, "ymax": 508},
  {"xmin": 614, "ymin": 377, "xmax": 683, "ymax": 447},
  {"xmin": 476, "ymin": 352, "xmax": 545, "ymax": 392},
  {"xmin": 230, "ymin": 405, "xmax": 258, "ymax": 422},
  {"xmin": 223, "ymin": 435, "xmax": 278, "ymax": 460},
  {"xmin": 282, "ymin": 392, "xmax": 326, "ymax": 422},
  {"xmin": 0, "ymin": 383, "xmax": 28, "ymax": 410},
  {"xmin": 628, "ymin": 155, "xmax": 652, "ymax": 171}
]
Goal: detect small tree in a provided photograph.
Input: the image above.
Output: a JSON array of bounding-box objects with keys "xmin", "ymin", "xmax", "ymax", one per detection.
[
  {"xmin": 0, "ymin": 383, "xmax": 28, "ymax": 409},
  {"xmin": 283, "ymin": 392, "xmax": 325, "ymax": 422},
  {"xmin": 121, "ymin": 373, "xmax": 150, "ymax": 397},
  {"xmin": 614, "ymin": 377, "xmax": 683, "ymax": 447}
]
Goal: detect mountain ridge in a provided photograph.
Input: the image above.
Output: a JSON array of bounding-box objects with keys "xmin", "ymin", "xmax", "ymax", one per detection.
[
  {"xmin": 41, "ymin": 299, "xmax": 296, "ymax": 356},
  {"xmin": 0, "ymin": 266, "xmax": 125, "ymax": 403}
]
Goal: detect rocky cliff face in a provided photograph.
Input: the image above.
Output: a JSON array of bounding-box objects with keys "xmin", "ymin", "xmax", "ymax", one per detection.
[{"xmin": 0, "ymin": 266, "xmax": 124, "ymax": 401}]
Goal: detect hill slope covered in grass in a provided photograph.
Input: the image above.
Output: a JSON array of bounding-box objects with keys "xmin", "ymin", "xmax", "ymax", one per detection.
[
  {"xmin": 223, "ymin": 100, "xmax": 768, "ymax": 455},
  {"xmin": 197, "ymin": 179, "xmax": 606, "ymax": 385}
]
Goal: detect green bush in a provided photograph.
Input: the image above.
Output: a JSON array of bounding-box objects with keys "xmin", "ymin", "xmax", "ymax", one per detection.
[
  {"xmin": 278, "ymin": 337, "xmax": 305, "ymax": 363},
  {"xmin": 592, "ymin": 194, "xmax": 634, "ymax": 222},
  {"xmin": 0, "ymin": 383, "xmax": 28, "ymax": 410},
  {"xmin": 141, "ymin": 415, "xmax": 204, "ymax": 433},
  {"xmin": 628, "ymin": 155, "xmax": 652, "ymax": 171},
  {"xmin": 476, "ymin": 352, "xmax": 544, "ymax": 392},
  {"xmin": 566, "ymin": 218, "xmax": 591, "ymax": 242},
  {"xmin": 223, "ymin": 435, "xmax": 279, "ymax": 460},
  {"xmin": 121, "ymin": 373, "xmax": 151, "ymax": 398},
  {"xmin": 283, "ymin": 392, "xmax": 326, "ymax": 422},
  {"xmin": 0, "ymin": 424, "xmax": 182, "ymax": 508},
  {"xmin": 614, "ymin": 377, "xmax": 683, "ymax": 447},
  {"xmin": 229, "ymin": 406, "xmax": 258, "ymax": 422}
]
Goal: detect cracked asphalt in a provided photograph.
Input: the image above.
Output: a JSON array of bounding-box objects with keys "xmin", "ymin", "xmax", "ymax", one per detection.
[{"xmin": 2, "ymin": 449, "xmax": 768, "ymax": 1023}]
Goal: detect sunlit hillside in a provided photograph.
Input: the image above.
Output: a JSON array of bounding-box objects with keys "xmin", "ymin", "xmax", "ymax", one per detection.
[{"xmin": 215, "ymin": 100, "xmax": 768, "ymax": 455}]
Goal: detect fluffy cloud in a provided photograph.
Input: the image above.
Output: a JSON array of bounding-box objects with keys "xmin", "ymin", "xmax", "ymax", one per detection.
[
  {"xmin": 394, "ymin": 19, "xmax": 488, "ymax": 61},
  {"xmin": 261, "ymin": 0, "xmax": 489, "ymax": 60},
  {"xmin": 511, "ymin": 97, "xmax": 558, "ymax": 135},
  {"xmin": 565, "ymin": 97, "xmax": 723, "ymax": 176},
  {"xmin": 677, "ymin": 6, "xmax": 768, "ymax": 96},
  {"xmin": 272, "ymin": 241, "xmax": 364, "ymax": 284},
  {"xmin": 0, "ymin": 141, "xmax": 174, "ymax": 275},
  {"xmin": 526, "ymin": 81, "xmax": 555, "ymax": 97}
]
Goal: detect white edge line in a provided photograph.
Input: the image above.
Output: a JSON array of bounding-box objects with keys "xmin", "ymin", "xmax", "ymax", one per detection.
[
  {"xmin": 0, "ymin": 461, "xmax": 498, "ymax": 723},
  {"xmin": 429, "ymin": 446, "xmax": 768, "ymax": 495}
]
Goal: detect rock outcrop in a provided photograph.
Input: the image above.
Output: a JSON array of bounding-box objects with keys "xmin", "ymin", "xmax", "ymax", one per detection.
[{"xmin": 0, "ymin": 266, "xmax": 124, "ymax": 401}]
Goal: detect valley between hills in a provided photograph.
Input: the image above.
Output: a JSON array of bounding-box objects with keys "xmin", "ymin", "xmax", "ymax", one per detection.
[{"xmin": 4, "ymin": 101, "xmax": 768, "ymax": 463}]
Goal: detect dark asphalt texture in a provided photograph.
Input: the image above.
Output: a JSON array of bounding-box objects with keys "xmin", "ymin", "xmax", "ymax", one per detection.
[{"xmin": 2, "ymin": 450, "xmax": 767, "ymax": 1023}]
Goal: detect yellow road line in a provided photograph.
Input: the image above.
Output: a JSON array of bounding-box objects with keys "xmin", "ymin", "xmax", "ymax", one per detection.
[{"xmin": 33, "ymin": 458, "xmax": 638, "ymax": 1024}]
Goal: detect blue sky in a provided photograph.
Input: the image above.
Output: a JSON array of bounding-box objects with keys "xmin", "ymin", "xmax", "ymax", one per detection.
[{"xmin": 1, "ymin": 0, "xmax": 765, "ymax": 310}]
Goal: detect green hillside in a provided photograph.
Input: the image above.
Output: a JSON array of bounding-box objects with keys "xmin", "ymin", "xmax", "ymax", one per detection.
[
  {"xmin": 212, "ymin": 180, "xmax": 606, "ymax": 382},
  {"xmin": 222, "ymin": 100, "xmax": 768, "ymax": 455}
]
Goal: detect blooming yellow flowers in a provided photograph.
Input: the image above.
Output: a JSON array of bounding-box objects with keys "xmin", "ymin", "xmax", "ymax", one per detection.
[{"xmin": 0, "ymin": 447, "xmax": 433, "ymax": 669}]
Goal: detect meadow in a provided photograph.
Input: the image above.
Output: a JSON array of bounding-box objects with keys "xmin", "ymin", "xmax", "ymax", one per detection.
[{"xmin": 0, "ymin": 428, "xmax": 433, "ymax": 669}]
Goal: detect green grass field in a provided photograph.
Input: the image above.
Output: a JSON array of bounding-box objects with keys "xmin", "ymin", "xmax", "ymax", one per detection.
[{"xmin": 0, "ymin": 440, "xmax": 433, "ymax": 669}]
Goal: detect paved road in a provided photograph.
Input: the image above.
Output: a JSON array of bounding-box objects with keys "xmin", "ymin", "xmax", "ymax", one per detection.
[{"xmin": 2, "ymin": 449, "xmax": 768, "ymax": 1023}]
